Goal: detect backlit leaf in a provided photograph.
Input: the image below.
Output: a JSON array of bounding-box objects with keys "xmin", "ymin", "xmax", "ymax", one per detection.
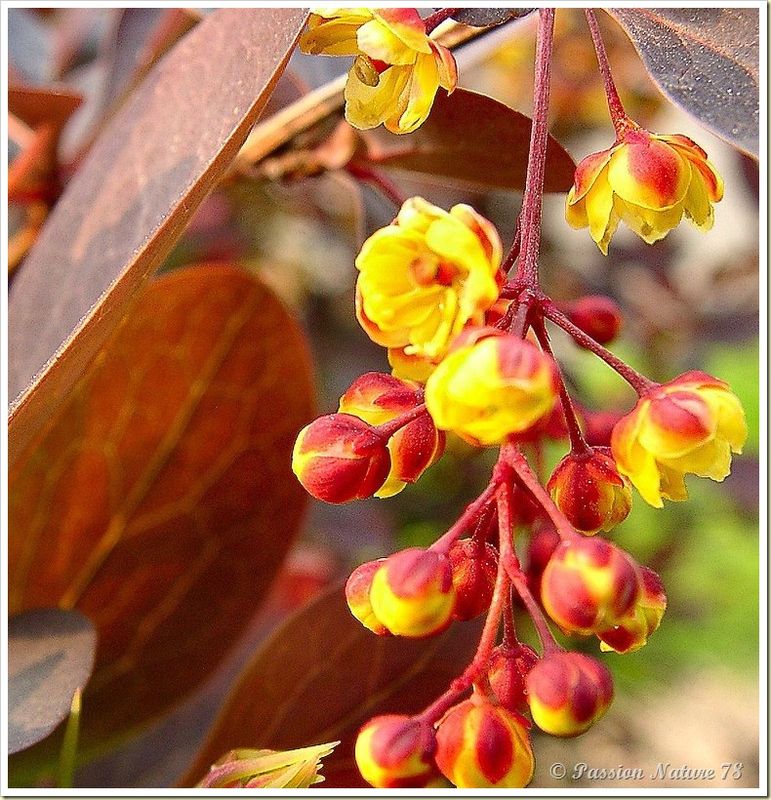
[
  {"xmin": 8, "ymin": 8, "xmax": 308, "ymax": 470},
  {"xmin": 182, "ymin": 586, "xmax": 482, "ymax": 788},
  {"xmin": 352, "ymin": 88, "xmax": 576, "ymax": 193},
  {"xmin": 9, "ymin": 609, "xmax": 97, "ymax": 755},
  {"xmin": 608, "ymin": 8, "xmax": 759, "ymax": 157},
  {"xmin": 9, "ymin": 264, "xmax": 314, "ymax": 767}
]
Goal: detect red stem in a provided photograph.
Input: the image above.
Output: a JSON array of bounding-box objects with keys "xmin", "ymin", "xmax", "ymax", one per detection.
[
  {"xmin": 373, "ymin": 402, "xmax": 427, "ymax": 439},
  {"xmin": 508, "ymin": 567, "xmax": 561, "ymax": 656},
  {"xmin": 584, "ymin": 9, "xmax": 632, "ymax": 137},
  {"xmin": 544, "ymin": 304, "xmax": 657, "ymax": 396},
  {"xmin": 345, "ymin": 162, "xmax": 406, "ymax": 208},
  {"xmin": 431, "ymin": 479, "xmax": 500, "ymax": 554},
  {"xmin": 515, "ymin": 8, "xmax": 555, "ymax": 289},
  {"xmin": 502, "ymin": 444, "xmax": 578, "ymax": 541},
  {"xmin": 531, "ymin": 316, "xmax": 590, "ymax": 455}
]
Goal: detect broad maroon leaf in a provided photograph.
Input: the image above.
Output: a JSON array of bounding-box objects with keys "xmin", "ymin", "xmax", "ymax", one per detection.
[
  {"xmin": 8, "ymin": 8, "xmax": 308, "ymax": 470},
  {"xmin": 182, "ymin": 586, "xmax": 482, "ymax": 788},
  {"xmin": 608, "ymin": 8, "xmax": 759, "ymax": 157},
  {"xmin": 8, "ymin": 264, "xmax": 314, "ymax": 761},
  {"xmin": 448, "ymin": 8, "xmax": 535, "ymax": 28},
  {"xmin": 9, "ymin": 609, "xmax": 97, "ymax": 755},
  {"xmin": 351, "ymin": 88, "xmax": 575, "ymax": 193}
]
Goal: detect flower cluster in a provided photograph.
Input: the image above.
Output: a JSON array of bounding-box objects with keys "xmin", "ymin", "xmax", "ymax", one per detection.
[{"xmin": 293, "ymin": 6, "xmax": 748, "ymax": 791}]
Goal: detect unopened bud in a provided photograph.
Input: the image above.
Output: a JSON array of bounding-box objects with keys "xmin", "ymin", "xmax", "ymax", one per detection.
[
  {"xmin": 541, "ymin": 538, "xmax": 641, "ymax": 634},
  {"xmin": 292, "ymin": 413, "xmax": 389, "ymax": 503},
  {"xmin": 567, "ymin": 295, "xmax": 623, "ymax": 345},
  {"xmin": 369, "ymin": 548, "xmax": 455, "ymax": 637},
  {"xmin": 435, "ymin": 697, "xmax": 534, "ymax": 788},
  {"xmin": 448, "ymin": 539, "xmax": 498, "ymax": 621},
  {"xmin": 527, "ymin": 651, "xmax": 613, "ymax": 737},
  {"xmin": 487, "ymin": 643, "xmax": 539, "ymax": 713},
  {"xmin": 598, "ymin": 566, "xmax": 667, "ymax": 653},
  {"xmin": 355, "ymin": 715, "xmax": 438, "ymax": 788},
  {"xmin": 345, "ymin": 560, "xmax": 389, "ymax": 635},
  {"xmin": 547, "ymin": 447, "xmax": 632, "ymax": 534}
]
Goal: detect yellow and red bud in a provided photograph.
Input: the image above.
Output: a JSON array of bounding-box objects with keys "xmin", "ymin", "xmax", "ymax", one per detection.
[
  {"xmin": 526, "ymin": 651, "xmax": 613, "ymax": 737},
  {"xmin": 435, "ymin": 697, "xmax": 535, "ymax": 788},
  {"xmin": 369, "ymin": 548, "xmax": 456, "ymax": 637},
  {"xmin": 566, "ymin": 295, "xmax": 623, "ymax": 345},
  {"xmin": 345, "ymin": 560, "xmax": 390, "ymax": 635},
  {"xmin": 355, "ymin": 714, "xmax": 439, "ymax": 788},
  {"xmin": 547, "ymin": 447, "xmax": 632, "ymax": 534},
  {"xmin": 611, "ymin": 370, "xmax": 747, "ymax": 507},
  {"xmin": 541, "ymin": 537, "xmax": 641, "ymax": 634},
  {"xmin": 292, "ymin": 413, "xmax": 390, "ymax": 503},
  {"xmin": 339, "ymin": 372, "xmax": 445, "ymax": 497},
  {"xmin": 487, "ymin": 643, "xmax": 539, "ymax": 713},
  {"xmin": 598, "ymin": 566, "xmax": 667, "ymax": 654},
  {"xmin": 425, "ymin": 330, "xmax": 559, "ymax": 446},
  {"xmin": 448, "ymin": 539, "xmax": 498, "ymax": 621}
]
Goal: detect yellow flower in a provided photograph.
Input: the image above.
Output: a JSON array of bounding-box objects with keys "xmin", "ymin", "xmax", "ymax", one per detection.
[
  {"xmin": 299, "ymin": 8, "xmax": 457, "ymax": 134},
  {"xmin": 356, "ymin": 198, "xmax": 503, "ymax": 360},
  {"xmin": 611, "ymin": 371, "xmax": 747, "ymax": 507},
  {"xmin": 566, "ymin": 127, "xmax": 724, "ymax": 253},
  {"xmin": 424, "ymin": 329, "xmax": 558, "ymax": 446}
]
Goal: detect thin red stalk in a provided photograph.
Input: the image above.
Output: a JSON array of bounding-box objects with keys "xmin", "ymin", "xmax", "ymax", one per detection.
[
  {"xmin": 373, "ymin": 402, "xmax": 427, "ymax": 439},
  {"xmin": 503, "ymin": 445, "xmax": 578, "ymax": 541},
  {"xmin": 544, "ymin": 304, "xmax": 656, "ymax": 395},
  {"xmin": 531, "ymin": 317, "xmax": 590, "ymax": 455},
  {"xmin": 431, "ymin": 479, "xmax": 500, "ymax": 553},
  {"xmin": 584, "ymin": 9, "xmax": 631, "ymax": 137},
  {"xmin": 515, "ymin": 8, "xmax": 555, "ymax": 289},
  {"xmin": 508, "ymin": 568, "xmax": 561, "ymax": 656},
  {"xmin": 345, "ymin": 162, "xmax": 405, "ymax": 208},
  {"xmin": 501, "ymin": 588, "xmax": 517, "ymax": 647}
]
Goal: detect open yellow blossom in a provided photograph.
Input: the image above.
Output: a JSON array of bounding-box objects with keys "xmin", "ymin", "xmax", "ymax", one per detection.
[
  {"xmin": 566, "ymin": 127, "xmax": 724, "ymax": 253},
  {"xmin": 611, "ymin": 371, "xmax": 746, "ymax": 507},
  {"xmin": 356, "ymin": 197, "xmax": 503, "ymax": 361},
  {"xmin": 299, "ymin": 8, "xmax": 457, "ymax": 134}
]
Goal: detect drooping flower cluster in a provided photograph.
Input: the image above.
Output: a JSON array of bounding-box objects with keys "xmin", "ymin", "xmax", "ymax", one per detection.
[{"xmin": 292, "ymin": 7, "xmax": 748, "ymax": 791}]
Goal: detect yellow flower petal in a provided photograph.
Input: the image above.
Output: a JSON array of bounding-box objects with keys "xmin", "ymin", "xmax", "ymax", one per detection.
[
  {"xmin": 357, "ymin": 18, "xmax": 417, "ymax": 65},
  {"xmin": 373, "ymin": 9, "xmax": 432, "ymax": 54},
  {"xmin": 387, "ymin": 52, "xmax": 440, "ymax": 134},
  {"xmin": 584, "ymin": 172, "xmax": 615, "ymax": 249},
  {"xmin": 344, "ymin": 64, "xmax": 410, "ymax": 130},
  {"xmin": 682, "ymin": 169, "xmax": 714, "ymax": 230}
]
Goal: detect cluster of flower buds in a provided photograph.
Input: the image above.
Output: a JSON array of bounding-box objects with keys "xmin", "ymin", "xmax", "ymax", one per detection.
[{"xmin": 292, "ymin": 6, "xmax": 748, "ymax": 790}]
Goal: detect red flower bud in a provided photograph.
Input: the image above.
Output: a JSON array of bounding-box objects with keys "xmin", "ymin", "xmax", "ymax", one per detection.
[
  {"xmin": 448, "ymin": 539, "xmax": 498, "ymax": 621},
  {"xmin": 583, "ymin": 409, "xmax": 626, "ymax": 447},
  {"xmin": 487, "ymin": 643, "xmax": 539, "ymax": 713},
  {"xmin": 369, "ymin": 548, "xmax": 455, "ymax": 637},
  {"xmin": 541, "ymin": 537, "xmax": 641, "ymax": 634},
  {"xmin": 547, "ymin": 447, "xmax": 632, "ymax": 534},
  {"xmin": 345, "ymin": 560, "xmax": 389, "ymax": 635},
  {"xmin": 597, "ymin": 566, "xmax": 667, "ymax": 653},
  {"xmin": 355, "ymin": 715, "xmax": 439, "ymax": 788},
  {"xmin": 527, "ymin": 651, "xmax": 613, "ymax": 737},
  {"xmin": 435, "ymin": 698, "xmax": 534, "ymax": 788},
  {"xmin": 292, "ymin": 413, "xmax": 390, "ymax": 503},
  {"xmin": 339, "ymin": 372, "xmax": 445, "ymax": 497},
  {"xmin": 567, "ymin": 295, "xmax": 623, "ymax": 345}
]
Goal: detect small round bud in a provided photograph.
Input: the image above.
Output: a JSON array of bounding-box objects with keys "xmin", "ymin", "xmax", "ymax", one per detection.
[
  {"xmin": 345, "ymin": 560, "xmax": 389, "ymax": 635},
  {"xmin": 598, "ymin": 566, "xmax": 667, "ymax": 653},
  {"xmin": 541, "ymin": 538, "xmax": 641, "ymax": 634},
  {"xmin": 487, "ymin": 643, "xmax": 539, "ymax": 713},
  {"xmin": 425, "ymin": 329, "xmax": 559, "ymax": 446},
  {"xmin": 339, "ymin": 372, "xmax": 445, "ymax": 497},
  {"xmin": 355, "ymin": 715, "xmax": 438, "ymax": 788},
  {"xmin": 547, "ymin": 447, "xmax": 632, "ymax": 534},
  {"xmin": 369, "ymin": 548, "xmax": 456, "ymax": 637},
  {"xmin": 448, "ymin": 539, "xmax": 498, "ymax": 621},
  {"xmin": 526, "ymin": 651, "xmax": 613, "ymax": 737},
  {"xmin": 435, "ymin": 698, "xmax": 535, "ymax": 788},
  {"xmin": 292, "ymin": 413, "xmax": 390, "ymax": 503},
  {"xmin": 567, "ymin": 295, "xmax": 623, "ymax": 345}
]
